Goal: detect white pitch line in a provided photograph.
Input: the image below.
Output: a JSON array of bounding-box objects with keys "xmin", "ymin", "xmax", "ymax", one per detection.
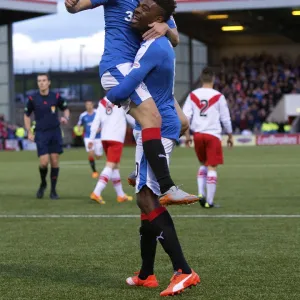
[{"xmin": 0, "ymin": 214, "xmax": 300, "ymax": 218}]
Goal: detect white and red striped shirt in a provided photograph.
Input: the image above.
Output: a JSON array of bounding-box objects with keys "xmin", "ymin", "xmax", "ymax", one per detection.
[
  {"xmin": 183, "ymin": 87, "xmax": 232, "ymax": 139},
  {"xmin": 90, "ymin": 97, "xmax": 135, "ymax": 143}
]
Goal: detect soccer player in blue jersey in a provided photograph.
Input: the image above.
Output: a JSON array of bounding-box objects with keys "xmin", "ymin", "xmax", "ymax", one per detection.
[
  {"xmin": 105, "ymin": 0, "xmax": 200, "ymax": 296},
  {"xmin": 65, "ymin": 0, "xmax": 199, "ymax": 205},
  {"xmin": 77, "ymin": 100, "xmax": 103, "ymax": 178},
  {"xmin": 24, "ymin": 74, "xmax": 70, "ymax": 200}
]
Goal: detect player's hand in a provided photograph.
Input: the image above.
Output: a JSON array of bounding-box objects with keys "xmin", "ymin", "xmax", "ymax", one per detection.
[
  {"xmin": 227, "ymin": 136, "xmax": 233, "ymax": 148},
  {"xmin": 60, "ymin": 117, "xmax": 68, "ymax": 125},
  {"xmin": 88, "ymin": 142, "xmax": 94, "ymax": 150},
  {"xmin": 28, "ymin": 132, "xmax": 34, "ymax": 142},
  {"xmin": 96, "ymin": 128, "xmax": 101, "ymax": 133},
  {"xmin": 185, "ymin": 138, "xmax": 192, "ymax": 148},
  {"xmin": 143, "ymin": 22, "xmax": 169, "ymax": 41},
  {"xmin": 65, "ymin": 0, "xmax": 79, "ymax": 8}
]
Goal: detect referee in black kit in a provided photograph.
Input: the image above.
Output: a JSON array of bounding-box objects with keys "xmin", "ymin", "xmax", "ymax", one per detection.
[{"xmin": 24, "ymin": 73, "xmax": 70, "ymax": 199}]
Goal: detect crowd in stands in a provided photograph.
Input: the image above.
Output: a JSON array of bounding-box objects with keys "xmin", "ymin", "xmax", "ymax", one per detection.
[
  {"xmin": 0, "ymin": 115, "xmax": 19, "ymax": 139},
  {"xmin": 214, "ymin": 54, "xmax": 300, "ymax": 133},
  {"xmin": 0, "ymin": 114, "xmax": 26, "ymax": 149}
]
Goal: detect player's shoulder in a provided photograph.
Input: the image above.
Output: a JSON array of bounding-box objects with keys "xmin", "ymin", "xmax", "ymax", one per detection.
[
  {"xmin": 98, "ymin": 97, "xmax": 112, "ymax": 108},
  {"xmin": 80, "ymin": 111, "xmax": 88, "ymax": 117},
  {"xmin": 192, "ymin": 87, "xmax": 223, "ymax": 97},
  {"xmin": 48, "ymin": 91, "xmax": 58, "ymax": 98},
  {"xmin": 141, "ymin": 37, "xmax": 171, "ymax": 54}
]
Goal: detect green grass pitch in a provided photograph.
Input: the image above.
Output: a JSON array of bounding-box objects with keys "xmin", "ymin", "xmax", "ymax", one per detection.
[{"xmin": 0, "ymin": 146, "xmax": 300, "ymax": 300}]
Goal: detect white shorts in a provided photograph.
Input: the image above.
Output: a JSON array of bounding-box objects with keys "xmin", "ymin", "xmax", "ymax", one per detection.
[
  {"xmin": 101, "ymin": 63, "xmax": 152, "ymax": 113},
  {"xmin": 84, "ymin": 138, "xmax": 103, "ymax": 157},
  {"xmin": 134, "ymin": 130, "xmax": 175, "ymax": 196}
]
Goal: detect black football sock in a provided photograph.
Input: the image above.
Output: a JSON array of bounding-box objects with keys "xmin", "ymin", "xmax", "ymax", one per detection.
[
  {"xmin": 50, "ymin": 168, "xmax": 59, "ymax": 192},
  {"xmin": 39, "ymin": 167, "xmax": 48, "ymax": 187},
  {"xmin": 142, "ymin": 128, "xmax": 175, "ymax": 194},
  {"xmin": 89, "ymin": 157, "xmax": 96, "ymax": 172},
  {"xmin": 149, "ymin": 207, "xmax": 191, "ymax": 274},
  {"xmin": 138, "ymin": 214, "xmax": 158, "ymax": 280}
]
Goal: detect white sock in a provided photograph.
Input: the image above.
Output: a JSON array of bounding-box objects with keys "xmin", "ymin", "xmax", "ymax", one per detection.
[
  {"xmin": 111, "ymin": 169, "xmax": 125, "ymax": 197},
  {"xmin": 197, "ymin": 166, "xmax": 207, "ymax": 196},
  {"xmin": 206, "ymin": 170, "xmax": 217, "ymax": 205},
  {"xmin": 93, "ymin": 166, "xmax": 113, "ymax": 196}
]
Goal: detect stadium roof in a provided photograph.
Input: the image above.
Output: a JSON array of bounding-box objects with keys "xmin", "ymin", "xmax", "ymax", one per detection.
[
  {"xmin": 176, "ymin": 0, "xmax": 300, "ymax": 12},
  {"xmin": 0, "ymin": 0, "xmax": 57, "ymax": 24},
  {"xmin": 175, "ymin": 1, "xmax": 300, "ymax": 44}
]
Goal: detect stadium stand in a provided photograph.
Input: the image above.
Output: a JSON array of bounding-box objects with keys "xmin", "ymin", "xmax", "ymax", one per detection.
[{"xmin": 213, "ymin": 54, "xmax": 300, "ymax": 133}]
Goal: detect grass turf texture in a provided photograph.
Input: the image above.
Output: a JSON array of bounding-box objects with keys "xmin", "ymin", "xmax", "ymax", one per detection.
[{"xmin": 0, "ymin": 146, "xmax": 300, "ymax": 299}]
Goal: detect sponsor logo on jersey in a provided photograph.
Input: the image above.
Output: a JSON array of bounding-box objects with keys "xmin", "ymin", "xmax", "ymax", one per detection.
[{"xmin": 106, "ymin": 105, "xmax": 113, "ymax": 115}]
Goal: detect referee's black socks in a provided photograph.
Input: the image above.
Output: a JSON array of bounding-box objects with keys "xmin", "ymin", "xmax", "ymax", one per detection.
[
  {"xmin": 50, "ymin": 168, "xmax": 59, "ymax": 192},
  {"xmin": 39, "ymin": 166, "xmax": 48, "ymax": 187}
]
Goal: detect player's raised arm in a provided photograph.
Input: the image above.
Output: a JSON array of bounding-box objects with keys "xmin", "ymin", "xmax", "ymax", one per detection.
[
  {"xmin": 143, "ymin": 16, "xmax": 179, "ymax": 47},
  {"xmin": 106, "ymin": 43, "xmax": 160, "ymax": 103},
  {"xmin": 65, "ymin": 0, "xmax": 107, "ymax": 14}
]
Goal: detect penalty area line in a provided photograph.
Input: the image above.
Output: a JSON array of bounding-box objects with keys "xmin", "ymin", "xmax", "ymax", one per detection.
[{"xmin": 0, "ymin": 214, "xmax": 300, "ymax": 218}]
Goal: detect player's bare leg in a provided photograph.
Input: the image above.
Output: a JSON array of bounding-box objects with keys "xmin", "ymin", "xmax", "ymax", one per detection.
[
  {"xmin": 36, "ymin": 154, "xmax": 49, "ymax": 199},
  {"xmin": 49, "ymin": 153, "xmax": 60, "ymax": 200},
  {"xmin": 202, "ymin": 165, "xmax": 217, "ymax": 208},
  {"xmin": 197, "ymin": 163, "xmax": 207, "ymax": 198},
  {"xmin": 129, "ymin": 99, "xmax": 199, "ymax": 206},
  {"xmin": 91, "ymin": 162, "xmax": 132, "ymax": 204},
  {"xmin": 111, "ymin": 163, "xmax": 133, "ymax": 203},
  {"xmin": 88, "ymin": 150, "xmax": 99, "ymax": 178}
]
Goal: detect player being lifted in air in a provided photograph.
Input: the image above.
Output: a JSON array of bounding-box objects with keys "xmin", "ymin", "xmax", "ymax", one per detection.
[
  {"xmin": 89, "ymin": 97, "xmax": 135, "ymax": 204},
  {"xmin": 183, "ymin": 67, "xmax": 233, "ymax": 208},
  {"xmin": 77, "ymin": 100, "xmax": 103, "ymax": 178},
  {"xmin": 105, "ymin": 0, "xmax": 200, "ymax": 296},
  {"xmin": 65, "ymin": 0, "xmax": 199, "ymax": 206}
]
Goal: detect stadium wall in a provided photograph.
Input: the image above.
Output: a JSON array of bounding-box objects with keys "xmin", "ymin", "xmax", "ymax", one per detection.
[
  {"xmin": 209, "ymin": 44, "xmax": 300, "ymax": 64},
  {"xmin": 174, "ymin": 33, "xmax": 207, "ymax": 101},
  {"xmin": 0, "ymin": 25, "xmax": 14, "ymax": 120}
]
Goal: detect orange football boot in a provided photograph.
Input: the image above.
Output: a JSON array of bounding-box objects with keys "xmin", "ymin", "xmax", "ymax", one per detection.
[
  {"xmin": 90, "ymin": 193, "xmax": 105, "ymax": 204},
  {"xmin": 92, "ymin": 172, "xmax": 99, "ymax": 179},
  {"xmin": 160, "ymin": 269, "xmax": 200, "ymax": 296},
  {"xmin": 159, "ymin": 186, "xmax": 200, "ymax": 206},
  {"xmin": 117, "ymin": 194, "xmax": 133, "ymax": 203},
  {"xmin": 126, "ymin": 272, "xmax": 159, "ymax": 288}
]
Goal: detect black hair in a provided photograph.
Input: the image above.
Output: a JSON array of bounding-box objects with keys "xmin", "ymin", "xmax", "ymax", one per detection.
[
  {"xmin": 37, "ymin": 73, "xmax": 50, "ymax": 81},
  {"xmin": 153, "ymin": 0, "xmax": 177, "ymax": 21},
  {"xmin": 200, "ymin": 67, "xmax": 215, "ymax": 83}
]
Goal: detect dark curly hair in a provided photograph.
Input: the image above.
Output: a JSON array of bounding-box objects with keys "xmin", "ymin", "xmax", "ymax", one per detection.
[{"xmin": 153, "ymin": 0, "xmax": 177, "ymax": 21}]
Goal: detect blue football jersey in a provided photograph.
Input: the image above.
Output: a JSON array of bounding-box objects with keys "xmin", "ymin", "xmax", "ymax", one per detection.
[
  {"xmin": 78, "ymin": 110, "xmax": 101, "ymax": 139},
  {"xmin": 90, "ymin": 0, "xmax": 177, "ymax": 77},
  {"xmin": 106, "ymin": 37, "xmax": 181, "ymax": 141}
]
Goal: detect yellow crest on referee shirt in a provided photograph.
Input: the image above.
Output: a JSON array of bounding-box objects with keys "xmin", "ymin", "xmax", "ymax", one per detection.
[{"xmin": 51, "ymin": 106, "xmax": 56, "ymax": 113}]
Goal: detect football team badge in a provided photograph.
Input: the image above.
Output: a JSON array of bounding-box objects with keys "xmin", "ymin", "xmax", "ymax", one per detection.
[{"xmin": 51, "ymin": 106, "xmax": 56, "ymax": 113}]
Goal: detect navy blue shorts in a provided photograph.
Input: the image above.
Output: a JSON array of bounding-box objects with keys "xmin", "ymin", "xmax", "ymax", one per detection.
[{"xmin": 35, "ymin": 128, "xmax": 63, "ymax": 157}]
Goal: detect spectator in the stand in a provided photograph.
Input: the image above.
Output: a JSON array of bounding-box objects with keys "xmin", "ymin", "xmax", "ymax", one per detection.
[
  {"xmin": 216, "ymin": 54, "xmax": 300, "ymax": 132},
  {"xmin": 15, "ymin": 125, "xmax": 26, "ymax": 151}
]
